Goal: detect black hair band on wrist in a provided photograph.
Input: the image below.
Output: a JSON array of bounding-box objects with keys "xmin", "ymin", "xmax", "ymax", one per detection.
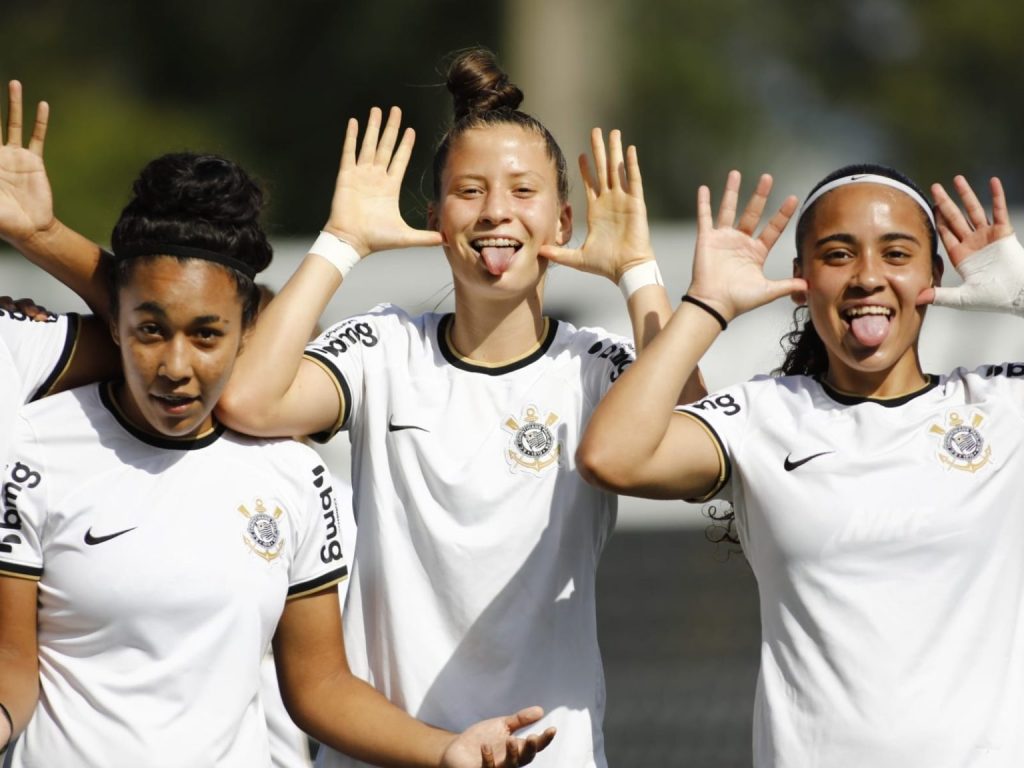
[
  {"xmin": 681, "ymin": 295, "xmax": 728, "ymax": 331},
  {"xmin": 0, "ymin": 700, "xmax": 13, "ymax": 753}
]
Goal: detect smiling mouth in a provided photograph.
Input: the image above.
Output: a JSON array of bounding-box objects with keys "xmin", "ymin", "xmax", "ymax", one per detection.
[
  {"xmin": 842, "ymin": 305, "xmax": 893, "ymax": 347},
  {"xmin": 151, "ymin": 393, "xmax": 199, "ymax": 413},
  {"xmin": 471, "ymin": 237, "xmax": 523, "ymax": 276}
]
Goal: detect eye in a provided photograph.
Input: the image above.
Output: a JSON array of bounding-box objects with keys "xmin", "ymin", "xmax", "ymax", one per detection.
[
  {"xmin": 193, "ymin": 327, "xmax": 223, "ymax": 345},
  {"xmin": 455, "ymin": 185, "xmax": 483, "ymax": 197},
  {"xmin": 884, "ymin": 248, "xmax": 913, "ymax": 262},
  {"xmin": 513, "ymin": 185, "xmax": 536, "ymax": 197},
  {"xmin": 821, "ymin": 248, "xmax": 853, "ymax": 264},
  {"xmin": 137, "ymin": 322, "xmax": 163, "ymax": 338}
]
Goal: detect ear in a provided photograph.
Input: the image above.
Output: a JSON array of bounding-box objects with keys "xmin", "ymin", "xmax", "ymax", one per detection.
[
  {"xmin": 791, "ymin": 257, "xmax": 807, "ymax": 305},
  {"xmin": 556, "ymin": 203, "xmax": 573, "ymax": 246},
  {"xmin": 109, "ymin": 317, "xmax": 121, "ymax": 346},
  {"xmin": 932, "ymin": 256, "xmax": 944, "ymax": 287},
  {"xmin": 427, "ymin": 202, "xmax": 439, "ymax": 232}
]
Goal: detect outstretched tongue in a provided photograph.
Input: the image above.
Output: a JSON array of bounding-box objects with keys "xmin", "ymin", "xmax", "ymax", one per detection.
[
  {"xmin": 850, "ymin": 314, "xmax": 890, "ymax": 347},
  {"xmin": 480, "ymin": 246, "xmax": 516, "ymax": 276}
]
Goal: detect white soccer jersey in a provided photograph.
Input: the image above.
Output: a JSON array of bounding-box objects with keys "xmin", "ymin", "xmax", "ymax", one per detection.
[
  {"xmin": 680, "ymin": 365, "xmax": 1024, "ymax": 768},
  {"xmin": 0, "ymin": 384, "xmax": 349, "ymax": 768},
  {"xmin": 304, "ymin": 304, "xmax": 633, "ymax": 768},
  {"xmin": 0, "ymin": 308, "xmax": 78, "ymax": 464}
]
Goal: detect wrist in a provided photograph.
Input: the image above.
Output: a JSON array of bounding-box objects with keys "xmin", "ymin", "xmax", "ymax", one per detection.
[
  {"xmin": 680, "ymin": 292, "xmax": 730, "ymax": 330},
  {"xmin": 309, "ymin": 230, "xmax": 363, "ymax": 278},
  {"xmin": 0, "ymin": 701, "xmax": 12, "ymax": 753},
  {"xmin": 8, "ymin": 216, "xmax": 62, "ymax": 255},
  {"xmin": 617, "ymin": 260, "xmax": 663, "ymax": 301},
  {"xmin": 320, "ymin": 225, "xmax": 370, "ymax": 259}
]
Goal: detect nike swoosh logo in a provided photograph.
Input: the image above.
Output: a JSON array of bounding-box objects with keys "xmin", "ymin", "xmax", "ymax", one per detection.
[
  {"xmin": 84, "ymin": 527, "xmax": 138, "ymax": 545},
  {"xmin": 783, "ymin": 451, "xmax": 834, "ymax": 471},
  {"xmin": 387, "ymin": 417, "xmax": 429, "ymax": 433}
]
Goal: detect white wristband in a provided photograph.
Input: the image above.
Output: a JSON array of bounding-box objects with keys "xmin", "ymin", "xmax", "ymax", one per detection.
[
  {"xmin": 932, "ymin": 235, "xmax": 1024, "ymax": 316},
  {"xmin": 618, "ymin": 260, "xmax": 664, "ymax": 300},
  {"xmin": 309, "ymin": 231, "xmax": 361, "ymax": 278}
]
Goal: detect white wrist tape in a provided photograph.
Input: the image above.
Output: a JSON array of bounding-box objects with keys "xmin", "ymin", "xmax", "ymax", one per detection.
[
  {"xmin": 932, "ymin": 235, "xmax": 1024, "ymax": 316},
  {"xmin": 618, "ymin": 260, "xmax": 664, "ymax": 301},
  {"xmin": 309, "ymin": 231, "xmax": 361, "ymax": 278}
]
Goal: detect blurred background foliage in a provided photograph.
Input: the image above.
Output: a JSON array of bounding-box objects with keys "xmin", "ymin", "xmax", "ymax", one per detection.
[{"xmin": 2, "ymin": 0, "xmax": 1023, "ymax": 242}]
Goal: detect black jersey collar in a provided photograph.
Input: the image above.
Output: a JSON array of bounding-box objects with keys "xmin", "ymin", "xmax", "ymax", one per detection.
[
  {"xmin": 438, "ymin": 314, "xmax": 559, "ymax": 375},
  {"xmin": 100, "ymin": 382, "xmax": 225, "ymax": 450},
  {"xmin": 818, "ymin": 374, "xmax": 939, "ymax": 407}
]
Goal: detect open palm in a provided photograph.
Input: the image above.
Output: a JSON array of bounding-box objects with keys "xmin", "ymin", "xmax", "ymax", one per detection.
[
  {"xmin": 540, "ymin": 128, "xmax": 652, "ymax": 281},
  {"xmin": 441, "ymin": 707, "xmax": 555, "ymax": 768},
  {"xmin": 324, "ymin": 106, "xmax": 441, "ymax": 257},
  {"xmin": 0, "ymin": 81, "xmax": 54, "ymax": 244},
  {"xmin": 688, "ymin": 170, "xmax": 802, "ymax": 321}
]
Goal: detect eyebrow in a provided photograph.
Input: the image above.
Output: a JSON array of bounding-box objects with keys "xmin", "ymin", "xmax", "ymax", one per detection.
[
  {"xmin": 133, "ymin": 301, "xmax": 225, "ymax": 325},
  {"xmin": 814, "ymin": 231, "xmax": 923, "ymax": 247}
]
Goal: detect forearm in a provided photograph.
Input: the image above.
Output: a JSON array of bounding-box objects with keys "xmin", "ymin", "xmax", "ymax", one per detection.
[
  {"xmin": 625, "ymin": 283, "xmax": 707, "ymax": 404},
  {"xmin": 0, "ymin": 651, "xmax": 38, "ymax": 750},
  {"xmin": 286, "ymin": 667, "xmax": 453, "ymax": 768},
  {"xmin": 8, "ymin": 219, "xmax": 110, "ymax": 318},
  {"xmin": 0, "ymin": 577, "xmax": 40, "ymax": 751}
]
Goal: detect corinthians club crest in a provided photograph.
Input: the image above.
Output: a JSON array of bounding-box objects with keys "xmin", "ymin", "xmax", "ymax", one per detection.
[
  {"xmin": 928, "ymin": 410, "xmax": 992, "ymax": 473},
  {"xmin": 239, "ymin": 499, "xmax": 285, "ymax": 561},
  {"xmin": 503, "ymin": 405, "xmax": 562, "ymax": 475}
]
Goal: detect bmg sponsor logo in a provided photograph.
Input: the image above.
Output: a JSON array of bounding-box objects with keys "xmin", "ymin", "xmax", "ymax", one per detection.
[
  {"xmin": 314, "ymin": 321, "xmax": 378, "ymax": 358},
  {"xmin": 689, "ymin": 393, "xmax": 742, "ymax": 416},
  {"xmin": 586, "ymin": 340, "xmax": 635, "ymax": 382},
  {"xmin": 311, "ymin": 464, "xmax": 344, "ymax": 564},
  {"xmin": 1, "ymin": 461, "xmax": 42, "ymax": 554}
]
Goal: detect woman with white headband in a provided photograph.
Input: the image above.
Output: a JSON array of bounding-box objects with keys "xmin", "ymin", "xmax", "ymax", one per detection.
[{"xmin": 577, "ymin": 163, "xmax": 1024, "ymax": 767}]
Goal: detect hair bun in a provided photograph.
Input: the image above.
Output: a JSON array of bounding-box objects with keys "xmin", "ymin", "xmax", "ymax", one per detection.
[{"xmin": 446, "ymin": 48, "xmax": 523, "ymax": 120}]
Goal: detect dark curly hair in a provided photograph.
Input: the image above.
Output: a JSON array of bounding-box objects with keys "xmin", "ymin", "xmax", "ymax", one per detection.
[
  {"xmin": 431, "ymin": 48, "xmax": 569, "ymax": 204},
  {"xmin": 110, "ymin": 152, "xmax": 273, "ymax": 326},
  {"xmin": 776, "ymin": 163, "xmax": 939, "ymax": 378}
]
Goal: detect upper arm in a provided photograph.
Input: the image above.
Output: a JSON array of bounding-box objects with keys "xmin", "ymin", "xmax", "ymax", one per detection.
[
  {"xmin": 46, "ymin": 315, "xmax": 120, "ymax": 395},
  {"xmin": 273, "ymin": 589, "xmax": 348, "ymax": 715},
  {"xmin": 218, "ymin": 356, "xmax": 345, "ymax": 439},
  {"xmin": 580, "ymin": 410, "xmax": 726, "ymax": 500}
]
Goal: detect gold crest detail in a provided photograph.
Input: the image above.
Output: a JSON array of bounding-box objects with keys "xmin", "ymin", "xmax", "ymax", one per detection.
[
  {"xmin": 238, "ymin": 498, "xmax": 285, "ymax": 561},
  {"xmin": 503, "ymin": 405, "xmax": 561, "ymax": 474},
  {"xmin": 928, "ymin": 410, "xmax": 991, "ymax": 473}
]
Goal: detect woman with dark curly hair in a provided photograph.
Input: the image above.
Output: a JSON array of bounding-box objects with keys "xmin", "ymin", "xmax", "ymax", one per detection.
[
  {"xmin": 0, "ymin": 149, "xmax": 552, "ymax": 768},
  {"xmin": 579, "ymin": 164, "xmax": 1024, "ymax": 766},
  {"xmin": 218, "ymin": 48, "xmax": 704, "ymax": 768}
]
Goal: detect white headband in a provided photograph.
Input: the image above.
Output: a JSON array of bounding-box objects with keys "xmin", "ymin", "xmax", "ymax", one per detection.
[{"xmin": 798, "ymin": 173, "xmax": 936, "ymax": 231}]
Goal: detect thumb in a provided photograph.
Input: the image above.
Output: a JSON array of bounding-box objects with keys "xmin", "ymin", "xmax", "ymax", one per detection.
[
  {"xmin": 399, "ymin": 227, "xmax": 444, "ymax": 249},
  {"xmin": 762, "ymin": 277, "xmax": 808, "ymax": 305},
  {"xmin": 930, "ymin": 285, "xmax": 962, "ymax": 308},
  {"xmin": 538, "ymin": 244, "xmax": 583, "ymax": 269},
  {"xmin": 916, "ymin": 286, "xmax": 936, "ymax": 306},
  {"xmin": 504, "ymin": 706, "xmax": 544, "ymax": 732}
]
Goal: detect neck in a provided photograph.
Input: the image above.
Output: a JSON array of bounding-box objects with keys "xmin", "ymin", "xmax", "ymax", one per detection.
[
  {"xmin": 823, "ymin": 351, "xmax": 928, "ymax": 399},
  {"xmin": 448, "ymin": 284, "xmax": 547, "ymax": 364}
]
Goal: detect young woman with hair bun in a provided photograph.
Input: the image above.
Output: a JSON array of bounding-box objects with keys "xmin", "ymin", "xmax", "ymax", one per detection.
[
  {"xmin": 219, "ymin": 48, "xmax": 703, "ymax": 768},
  {"xmin": 0, "ymin": 146, "xmax": 554, "ymax": 768},
  {"xmin": 579, "ymin": 164, "xmax": 1024, "ymax": 766}
]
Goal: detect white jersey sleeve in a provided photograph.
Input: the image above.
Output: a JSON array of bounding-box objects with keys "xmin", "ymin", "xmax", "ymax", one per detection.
[
  {"xmin": 573, "ymin": 326, "xmax": 636, "ymax": 406},
  {"xmin": 301, "ymin": 304, "xmax": 396, "ymax": 441},
  {"xmin": 285, "ymin": 448, "xmax": 349, "ymax": 599},
  {"xmin": 677, "ymin": 376, "xmax": 765, "ymax": 501},
  {"xmin": 0, "ymin": 415, "xmax": 49, "ymax": 580},
  {"xmin": 0, "ymin": 309, "xmax": 80, "ymax": 402}
]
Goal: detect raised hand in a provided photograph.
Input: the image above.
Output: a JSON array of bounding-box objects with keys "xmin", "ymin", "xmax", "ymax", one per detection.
[
  {"xmin": 539, "ymin": 127, "xmax": 651, "ymax": 282},
  {"xmin": 323, "ymin": 106, "xmax": 442, "ymax": 258},
  {"xmin": 0, "ymin": 295, "xmax": 54, "ymax": 321},
  {"xmin": 921, "ymin": 175, "xmax": 1024, "ymax": 312},
  {"xmin": 0, "ymin": 80, "xmax": 55, "ymax": 245},
  {"xmin": 441, "ymin": 706, "xmax": 556, "ymax": 768},
  {"xmin": 687, "ymin": 170, "xmax": 802, "ymax": 322}
]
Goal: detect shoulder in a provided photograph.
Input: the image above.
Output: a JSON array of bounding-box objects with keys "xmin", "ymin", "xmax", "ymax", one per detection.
[
  {"xmin": 559, "ymin": 321, "xmax": 635, "ymax": 374},
  {"xmin": 17, "ymin": 384, "xmax": 99, "ymax": 434},
  {"xmin": 682, "ymin": 374, "xmax": 808, "ymax": 420}
]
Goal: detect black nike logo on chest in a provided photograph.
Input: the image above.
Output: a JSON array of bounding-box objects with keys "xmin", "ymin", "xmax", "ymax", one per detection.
[
  {"xmin": 84, "ymin": 527, "xmax": 138, "ymax": 545},
  {"xmin": 388, "ymin": 416, "xmax": 429, "ymax": 433},
  {"xmin": 783, "ymin": 451, "xmax": 835, "ymax": 471}
]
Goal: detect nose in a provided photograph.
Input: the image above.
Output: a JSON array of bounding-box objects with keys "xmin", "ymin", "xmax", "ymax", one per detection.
[
  {"xmin": 158, "ymin": 335, "xmax": 192, "ymax": 382},
  {"xmin": 478, "ymin": 191, "xmax": 511, "ymax": 225},
  {"xmin": 850, "ymin": 252, "xmax": 885, "ymax": 292}
]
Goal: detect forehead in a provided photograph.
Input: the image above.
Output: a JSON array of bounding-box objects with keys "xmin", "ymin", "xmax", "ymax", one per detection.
[
  {"xmin": 444, "ymin": 124, "xmax": 556, "ymax": 180},
  {"xmin": 121, "ymin": 257, "xmax": 242, "ymax": 316},
  {"xmin": 807, "ymin": 183, "xmax": 931, "ymax": 239}
]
